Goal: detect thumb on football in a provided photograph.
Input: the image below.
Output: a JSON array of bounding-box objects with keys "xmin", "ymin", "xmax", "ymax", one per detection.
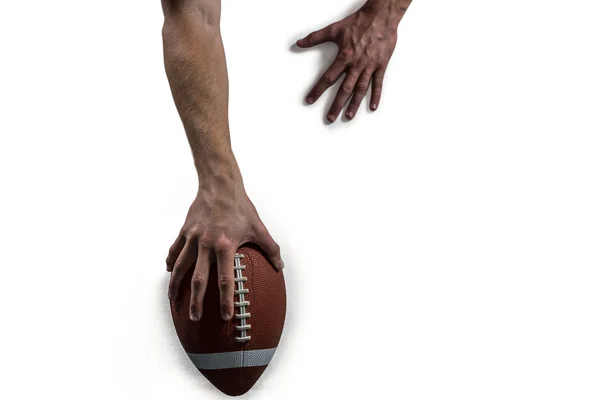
[{"xmin": 253, "ymin": 229, "xmax": 284, "ymax": 272}]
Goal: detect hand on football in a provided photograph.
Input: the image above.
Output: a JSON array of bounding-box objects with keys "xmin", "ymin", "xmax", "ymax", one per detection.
[{"xmin": 166, "ymin": 179, "xmax": 283, "ymax": 322}]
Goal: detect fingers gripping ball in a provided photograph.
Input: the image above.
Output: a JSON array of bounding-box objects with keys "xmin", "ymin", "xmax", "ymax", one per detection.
[{"xmin": 170, "ymin": 244, "xmax": 287, "ymax": 396}]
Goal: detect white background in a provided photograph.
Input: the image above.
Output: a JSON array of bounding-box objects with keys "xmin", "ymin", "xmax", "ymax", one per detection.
[{"xmin": 1, "ymin": 0, "xmax": 599, "ymax": 399}]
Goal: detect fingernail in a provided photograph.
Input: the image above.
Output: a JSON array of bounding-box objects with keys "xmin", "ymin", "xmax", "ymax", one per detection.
[
  {"xmin": 346, "ymin": 111, "xmax": 354, "ymax": 119},
  {"xmin": 190, "ymin": 313, "xmax": 200, "ymax": 321},
  {"xmin": 278, "ymin": 260, "xmax": 285, "ymax": 270},
  {"xmin": 371, "ymin": 103, "xmax": 378, "ymax": 110},
  {"xmin": 222, "ymin": 311, "xmax": 232, "ymax": 321},
  {"xmin": 306, "ymin": 97, "xmax": 314, "ymax": 104},
  {"xmin": 168, "ymin": 291, "xmax": 174, "ymax": 301},
  {"xmin": 327, "ymin": 114, "xmax": 336, "ymax": 122}
]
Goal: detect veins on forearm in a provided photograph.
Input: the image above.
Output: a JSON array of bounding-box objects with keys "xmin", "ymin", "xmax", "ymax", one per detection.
[{"xmin": 363, "ymin": 0, "xmax": 412, "ymax": 25}]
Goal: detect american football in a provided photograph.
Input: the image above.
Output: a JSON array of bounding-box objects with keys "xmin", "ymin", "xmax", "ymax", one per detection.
[{"xmin": 170, "ymin": 244, "xmax": 287, "ymax": 396}]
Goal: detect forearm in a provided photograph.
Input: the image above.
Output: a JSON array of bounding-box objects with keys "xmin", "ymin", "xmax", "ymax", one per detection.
[
  {"xmin": 162, "ymin": 0, "xmax": 240, "ymax": 184},
  {"xmin": 363, "ymin": 0, "xmax": 412, "ymax": 25}
]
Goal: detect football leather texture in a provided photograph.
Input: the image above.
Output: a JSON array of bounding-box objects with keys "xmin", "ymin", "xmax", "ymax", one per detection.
[{"xmin": 170, "ymin": 244, "xmax": 286, "ymax": 396}]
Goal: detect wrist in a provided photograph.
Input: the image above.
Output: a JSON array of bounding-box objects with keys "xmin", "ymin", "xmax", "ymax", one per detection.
[{"xmin": 194, "ymin": 148, "xmax": 244, "ymax": 190}]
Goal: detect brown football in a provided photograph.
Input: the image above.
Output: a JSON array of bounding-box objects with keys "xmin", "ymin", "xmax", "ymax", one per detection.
[{"xmin": 170, "ymin": 244, "xmax": 287, "ymax": 396}]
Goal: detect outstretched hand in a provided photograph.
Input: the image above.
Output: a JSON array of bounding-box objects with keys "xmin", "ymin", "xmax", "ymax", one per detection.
[
  {"xmin": 297, "ymin": 0, "xmax": 409, "ymax": 122},
  {"xmin": 166, "ymin": 180, "xmax": 283, "ymax": 322}
]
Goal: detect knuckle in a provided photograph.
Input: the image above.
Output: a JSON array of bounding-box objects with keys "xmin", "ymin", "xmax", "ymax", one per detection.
[
  {"xmin": 185, "ymin": 226, "xmax": 200, "ymax": 237},
  {"xmin": 191, "ymin": 273, "xmax": 206, "ymax": 289},
  {"xmin": 270, "ymin": 242, "xmax": 281, "ymax": 256},
  {"xmin": 199, "ymin": 234, "xmax": 213, "ymax": 248},
  {"xmin": 254, "ymin": 224, "xmax": 268, "ymax": 237},
  {"xmin": 340, "ymin": 84, "xmax": 353, "ymax": 94},
  {"xmin": 166, "ymin": 249, "xmax": 176, "ymax": 260},
  {"xmin": 355, "ymin": 82, "xmax": 369, "ymax": 92},
  {"xmin": 323, "ymin": 73, "xmax": 337, "ymax": 84},
  {"xmin": 309, "ymin": 31, "xmax": 320, "ymax": 41},
  {"xmin": 220, "ymin": 299, "xmax": 232, "ymax": 309},
  {"xmin": 173, "ymin": 260, "xmax": 185, "ymax": 270},
  {"xmin": 339, "ymin": 48, "xmax": 354, "ymax": 60},
  {"xmin": 214, "ymin": 236, "xmax": 233, "ymax": 251},
  {"xmin": 218, "ymin": 275, "xmax": 233, "ymax": 290},
  {"xmin": 346, "ymin": 70, "xmax": 360, "ymax": 79}
]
